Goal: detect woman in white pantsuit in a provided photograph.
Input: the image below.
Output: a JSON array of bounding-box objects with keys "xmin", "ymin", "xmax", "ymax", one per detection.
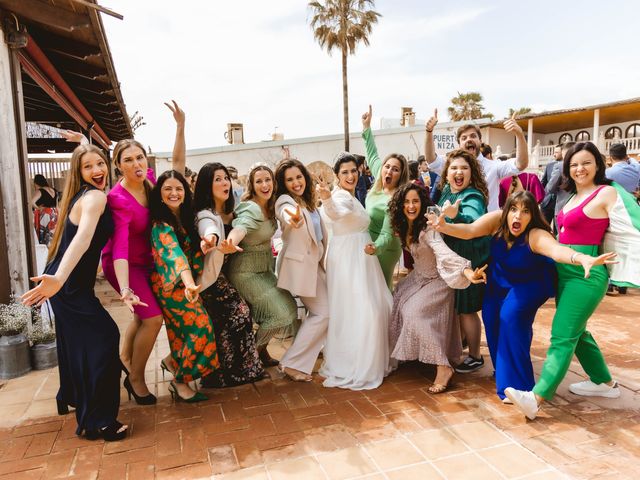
[{"xmin": 274, "ymin": 158, "xmax": 329, "ymax": 382}]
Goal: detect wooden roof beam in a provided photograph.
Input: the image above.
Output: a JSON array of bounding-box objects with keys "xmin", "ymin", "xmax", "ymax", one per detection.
[{"xmin": 0, "ymin": 0, "xmax": 90, "ymax": 32}]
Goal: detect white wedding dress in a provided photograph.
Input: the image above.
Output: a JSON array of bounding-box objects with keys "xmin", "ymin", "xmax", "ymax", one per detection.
[{"xmin": 319, "ymin": 188, "xmax": 392, "ymax": 390}]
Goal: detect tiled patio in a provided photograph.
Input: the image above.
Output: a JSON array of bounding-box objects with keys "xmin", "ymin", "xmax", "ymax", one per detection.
[{"xmin": 0, "ymin": 280, "xmax": 639, "ymax": 479}]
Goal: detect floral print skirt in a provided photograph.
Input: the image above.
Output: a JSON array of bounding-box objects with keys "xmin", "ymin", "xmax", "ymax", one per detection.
[{"xmin": 199, "ymin": 273, "xmax": 264, "ymax": 388}]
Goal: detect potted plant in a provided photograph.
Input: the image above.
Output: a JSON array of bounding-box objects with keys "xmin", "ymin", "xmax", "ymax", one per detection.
[
  {"xmin": 0, "ymin": 298, "xmax": 32, "ymax": 379},
  {"xmin": 28, "ymin": 308, "xmax": 57, "ymax": 370}
]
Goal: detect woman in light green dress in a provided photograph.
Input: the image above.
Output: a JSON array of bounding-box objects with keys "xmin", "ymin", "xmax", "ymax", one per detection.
[
  {"xmin": 361, "ymin": 105, "xmax": 409, "ymax": 289},
  {"xmin": 226, "ymin": 165, "xmax": 297, "ymax": 366}
]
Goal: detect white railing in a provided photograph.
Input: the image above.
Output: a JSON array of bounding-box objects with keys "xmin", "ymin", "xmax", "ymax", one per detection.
[
  {"xmin": 537, "ymin": 145, "xmax": 556, "ymax": 157},
  {"xmin": 604, "ymin": 136, "xmax": 640, "ymax": 154}
]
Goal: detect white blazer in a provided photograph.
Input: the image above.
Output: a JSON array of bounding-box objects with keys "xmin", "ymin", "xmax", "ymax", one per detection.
[
  {"xmin": 275, "ymin": 195, "xmax": 328, "ymax": 297},
  {"xmin": 195, "ymin": 209, "xmax": 226, "ymax": 291}
]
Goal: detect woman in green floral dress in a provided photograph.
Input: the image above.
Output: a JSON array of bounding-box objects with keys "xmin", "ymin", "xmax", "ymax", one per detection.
[
  {"xmin": 150, "ymin": 170, "xmax": 219, "ymax": 402},
  {"xmin": 226, "ymin": 165, "xmax": 297, "ymax": 367}
]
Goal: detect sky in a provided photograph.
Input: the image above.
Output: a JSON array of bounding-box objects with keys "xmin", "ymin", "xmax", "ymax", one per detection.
[{"xmin": 102, "ymin": 0, "xmax": 640, "ymax": 153}]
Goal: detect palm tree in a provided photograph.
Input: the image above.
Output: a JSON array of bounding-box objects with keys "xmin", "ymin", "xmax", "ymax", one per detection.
[
  {"xmin": 309, "ymin": 0, "xmax": 381, "ymax": 150},
  {"xmin": 447, "ymin": 92, "xmax": 494, "ymax": 122},
  {"xmin": 508, "ymin": 107, "xmax": 532, "ymax": 118}
]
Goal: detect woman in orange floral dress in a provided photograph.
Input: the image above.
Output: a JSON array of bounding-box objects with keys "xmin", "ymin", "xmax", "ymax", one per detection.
[{"xmin": 150, "ymin": 170, "xmax": 219, "ymax": 402}]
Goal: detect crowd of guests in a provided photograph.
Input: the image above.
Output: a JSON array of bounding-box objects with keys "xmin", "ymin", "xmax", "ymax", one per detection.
[{"xmin": 21, "ymin": 102, "xmax": 639, "ymax": 441}]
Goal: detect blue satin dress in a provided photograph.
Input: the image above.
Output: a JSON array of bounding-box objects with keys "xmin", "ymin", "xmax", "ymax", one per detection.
[{"xmin": 482, "ymin": 236, "xmax": 556, "ymax": 399}]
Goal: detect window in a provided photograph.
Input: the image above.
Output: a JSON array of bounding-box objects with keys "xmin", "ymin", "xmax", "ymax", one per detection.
[
  {"xmin": 605, "ymin": 127, "xmax": 622, "ymax": 140},
  {"xmin": 558, "ymin": 133, "xmax": 573, "ymax": 144},
  {"xmin": 575, "ymin": 130, "xmax": 590, "ymax": 142},
  {"xmin": 625, "ymin": 123, "xmax": 640, "ymax": 138}
]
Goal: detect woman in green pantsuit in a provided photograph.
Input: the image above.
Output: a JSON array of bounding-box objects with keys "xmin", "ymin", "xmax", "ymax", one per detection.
[
  {"xmin": 361, "ymin": 105, "xmax": 409, "ymax": 289},
  {"xmin": 506, "ymin": 142, "xmax": 620, "ymax": 420}
]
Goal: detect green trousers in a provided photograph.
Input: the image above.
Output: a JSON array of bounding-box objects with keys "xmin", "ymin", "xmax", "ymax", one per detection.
[{"xmin": 533, "ymin": 245, "xmax": 612, "ymax": 400}]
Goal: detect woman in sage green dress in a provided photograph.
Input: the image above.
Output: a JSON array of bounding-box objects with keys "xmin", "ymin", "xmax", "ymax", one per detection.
[
  {"xmin": 150, "ymin": 170, "xmax": 219, "ymax": 403},
  {"xmin": 226, "ymin": 165, "xmax": 297, "ymax": 367},
  {"xmin": 436, "ymin": 149, "xmax": 490, "ymax": 373},
  {"xmin": 361, "ymin": 105, "xmax": 409, "ymax": 289}
]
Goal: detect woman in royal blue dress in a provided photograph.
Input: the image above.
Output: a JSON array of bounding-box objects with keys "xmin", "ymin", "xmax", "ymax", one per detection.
[
  {"xmin": 431, "ymin": 191, "xmax": 615, "ymax": 402},
  {"xmin": 23, "ymin": 145, "xmax": 129, "ymax": 441}
]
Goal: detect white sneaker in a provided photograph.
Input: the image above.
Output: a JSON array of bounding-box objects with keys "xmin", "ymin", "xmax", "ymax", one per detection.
[
  {"xmin": 504, "ymin": 387, "xmax": 539, "ymax": 420},
  {"xmin": 569, "ymin": 380, "xmax": 620, "ymax": 398}
]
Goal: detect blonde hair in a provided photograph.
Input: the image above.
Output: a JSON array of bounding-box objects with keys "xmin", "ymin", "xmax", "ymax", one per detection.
[
  {"xmin": 371, "ymin": 153, "xmax": 409, "ymax": 193},
  {"xmin": 47, "ymin": 145, "xmax": 108, "ymax": 262}
]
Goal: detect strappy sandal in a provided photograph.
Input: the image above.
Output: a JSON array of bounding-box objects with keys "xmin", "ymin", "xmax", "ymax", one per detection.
[
  {"xmin": 279, "ymin": 365, "xmax": 312, "ymax": 382},
  {"xmin": 428, "ymin": 383, "xmax": 449, "ymax": 394}
]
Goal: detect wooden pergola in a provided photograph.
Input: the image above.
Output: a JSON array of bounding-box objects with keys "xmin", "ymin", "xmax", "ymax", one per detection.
[{"xmin": 0, "ymin": 0, "xmax": 132, "ymax": 302}]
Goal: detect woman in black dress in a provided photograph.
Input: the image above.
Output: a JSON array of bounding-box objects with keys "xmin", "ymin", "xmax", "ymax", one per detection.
[
  {"xmin": 23, "ymin": 145, "xmax": 135, "ymax": 441},
  {"xmin": 192, "ymin": 162, "xmax": 265, "ymax": 387},
  {"xmin": 30, "ymin": 174, "xmax": 58, "ymax": 245}
]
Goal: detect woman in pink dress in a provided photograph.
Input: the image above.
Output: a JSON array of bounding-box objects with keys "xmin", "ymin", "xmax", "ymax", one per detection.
[{"xmin": 102, "ymin": 101, "xmax": 186, "ymax": 404}]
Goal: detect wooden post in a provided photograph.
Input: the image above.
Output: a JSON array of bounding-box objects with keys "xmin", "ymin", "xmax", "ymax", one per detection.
[{"xmin": 0, "ymin": 26, "xmax": 36, "ymax": 297}]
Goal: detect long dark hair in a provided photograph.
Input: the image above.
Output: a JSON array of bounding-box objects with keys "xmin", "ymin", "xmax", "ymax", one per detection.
[
  {"xmin": 562, "ymin": 142, "xmax": 612, "ymax": 193},
  {"xmin": 193, "ymin": 162, "xmax": 234, "ymax": 214},
  {"xmin": 275, "ymin": 158, "xmax": 317, "ymax": 211},
  {"xmin": 389, "ymin": 183, "xmax": 434, "ymax": 248},
  {"xmin": 495, "ymin": 191, "xmax": 551, "ymax": 244},
  {"xmin": 150, "ymin": 170, "xmax": 198, "ymax": 245},
  {"xmin": 437, "ymin": 149, "xmax": 489, "ymax": 205},
  {"xmin": 333, "ymin": 152, "xmax": 360, "ymax": 176}
]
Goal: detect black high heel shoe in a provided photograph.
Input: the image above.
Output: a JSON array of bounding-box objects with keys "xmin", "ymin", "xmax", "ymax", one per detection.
[
  {"xmin": 56, "ymin": 398, "xmax": 69, "ymax": 415},
  {"xmin": 123, "ymin": 376, "xmax": 157, "ymax": 405},
  {"xmin": 85, "ymin": 421, "xmax": 128, "ymax": 442}
]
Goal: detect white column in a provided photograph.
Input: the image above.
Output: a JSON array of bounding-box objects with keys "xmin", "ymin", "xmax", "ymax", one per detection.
[
  {"xmin": 0, "ymin": 31, "xmax": 32, "ymax": 297},
  {"xmin": 593, "ymin": 108, "xmax": 600, "ymax": 148},
  {"xmin": 527, "ymin": 119, "xmax": 534, "ymax": 154}
]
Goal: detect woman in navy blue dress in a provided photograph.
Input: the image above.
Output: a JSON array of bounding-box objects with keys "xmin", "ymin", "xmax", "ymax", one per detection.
[
  {"xmin": 23, "ymin": 145, "xmax": 134, "ymax": 441},
  {"xmin": 431, "ymin": 191, "xmax": 615, "ymax": 401}
]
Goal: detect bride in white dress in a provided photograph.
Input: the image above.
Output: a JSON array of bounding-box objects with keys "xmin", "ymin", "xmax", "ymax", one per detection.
[{"xmin": 318, "ymin": 153, "xmax": 392, "ymax": 390}]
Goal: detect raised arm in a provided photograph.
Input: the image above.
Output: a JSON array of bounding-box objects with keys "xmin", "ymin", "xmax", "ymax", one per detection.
[
  {"xmin": 361, "ymin": 105, "xmax": 382, "ymax": 179},
  {"xmin": 430, "ymin": 210, "xmax": 501, "ymax": 240},
  {"xmin": 424, "ymin": 109, "xmax": 438, "ymax": 164},
  {"xmin": 165, "ymin": 100, "xmax": 186, "ymax": 176},
  {"xmin": 529, "ymin": 229, "xmax": 617, "ymax": 278},
  {"xmin": 22, "ymin": 191, "xmax": 106, "ymax": 306},
  {"xmin": 503, "ymin": 113, "xmax": 529, "ymax": 171}
]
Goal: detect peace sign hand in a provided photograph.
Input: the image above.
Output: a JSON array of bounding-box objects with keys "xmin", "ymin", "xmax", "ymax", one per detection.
[
  {"xmin": 284, "ymin": 204, "xmax": 305, "ymax": 228},
  {"xmin": 503, "ymin": 111, "xmax": 523, "ymax": 134},
  {"xmin": 164, "ymin": 100, "xmax": 185, "ymax": 127},
  {"xmin": 362, "ymin": 104, "xmax": 372, "ymax": 130},
  {"xmin": 442, "ymin": 199, "xmax": 461, "ymax": 219},
  {"xmin": 316, "ymin": 176, "xmax": 331, "ymax": 200},
  {"xmin": 200, "ymin": 234, "xmax": 218, "ymax": 255},
  {"xmin": 426, "ymin": 108, "xmax": 438, "ymax": 132}
]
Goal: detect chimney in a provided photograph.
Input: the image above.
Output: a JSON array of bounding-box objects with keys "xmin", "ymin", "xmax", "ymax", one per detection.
[
  {"xmin": 224, "ymin": 123, "xmax": 244, "ymax": 144},
  {"xmin": 400, "ymin": 107, "xmax": 415, "ymax": 127}
]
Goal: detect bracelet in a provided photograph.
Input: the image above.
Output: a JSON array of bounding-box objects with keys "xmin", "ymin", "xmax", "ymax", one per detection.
[
  {"xmin": 570, "ymin": 252, "xmax": 580, "ymax": 264},
  {"xmin": 120, "ymin": 287, "xmax": 135, "ymax": 296},
  {"xmin": 426, "ymin": 129, "xmax": 433, "ymax": 133}
]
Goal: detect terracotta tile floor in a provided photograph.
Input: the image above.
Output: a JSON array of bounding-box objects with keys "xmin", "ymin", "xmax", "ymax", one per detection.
[{"xmin": 1, "ymin": 280, "xmax": 639, "ymax": 479}]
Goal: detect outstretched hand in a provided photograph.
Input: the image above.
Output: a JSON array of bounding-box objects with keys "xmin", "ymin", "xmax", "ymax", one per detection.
[
  {"xmin": 21, "ymin": 275, "xmax": 63, "ymax": 307},
  {"xmin": 464, "ymin": 265, "xmax": 488, "ymax": 284},
  {"xmin": 200, "ymin": 234, "xmax": 218, "ymax": 255},
  {"xmin": 503, "ymin": 111, "xmax": 523, "ymax": 135},
  {"xmin": 284, "ymin": 205, "xmax": 305, "ymax": 228},
  {"xmin": 441, "ymin": 199, "xmax": 461, "ymax": 219},
  {"xmin": 362, "ymin": 104, "xmax": 372, "ymax": 130},
  {"xmin": 120, "ymin": 290, "xmax": 149, "ymax": 313},
  {"xmin": 164, "ymin": 100, "xmax": 185, "ymax": 126},
  {"xmin": 579, "ymin": 251, "xmax": 618, "ymax": 278},
  {"xmin": 316, "ymin": 176, "xmax": 331, "ymax": 200},
  {"xmin": 185, "ymin": 283, "xmax": 202, "ymax": 303},
  {"xmin": 61, "ymin": 129, "xmax": 88, "ymax": 144},
  {"xmin": 217, "ymin": 239, "xmax": 243, "ymax": 255},
  {"xmin": 425, "ymin": 108, "xmax": 438, "ymax": 132}
]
